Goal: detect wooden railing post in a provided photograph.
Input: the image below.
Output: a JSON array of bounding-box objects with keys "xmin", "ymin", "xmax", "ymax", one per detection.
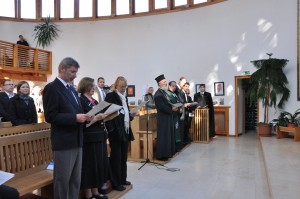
[
  {"xmin": 34, "ymin": 49, "xmax": 38, "ymax": 72},
  {"xmin": 13, "ymin": 44, "xmax": 18, "ymax": 68}
]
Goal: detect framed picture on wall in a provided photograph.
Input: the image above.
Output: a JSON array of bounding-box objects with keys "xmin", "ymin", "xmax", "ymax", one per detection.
[
  {"xmin": 195, "ymin": 84, "xmax": 201, "ymax": 93},
  {"xmin": 214, "ymin": 82, "xmax": 225, "ymax": 96},
  {"xmin": 126, "ymin": 85, "xmax": 135, "ymax": 97}
]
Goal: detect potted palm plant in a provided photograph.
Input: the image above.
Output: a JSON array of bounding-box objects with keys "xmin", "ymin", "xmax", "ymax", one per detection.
[
  {"xmin": 33, "ymin": 16, "xmax": 60, "ymax": 49},
  {"xmin": 247, "ymin": 53, "xmax": 290, "ymax": 137}
]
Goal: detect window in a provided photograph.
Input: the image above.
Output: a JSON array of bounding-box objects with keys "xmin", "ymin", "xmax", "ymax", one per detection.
[
  {"xmin": 135, "ymin": 0, "xmax": 149, "ymax": 13},
  {"xmin": 0, "ymin": 0, "xmax": 15, "ymax": 17},
  {"xmin": 98, "ymin": 0, "xmax": 111, "ymax": 16},
  {"xmin": 116, "ymin": 0, "xmax": 130, "ymax": 15},
  {"xmin": 154, "ymin": 0, "xmax": 167, "ymax": 9},
  {"xmin": 21, "ymin": 0, "xmax": 36, "ymax": 19},
  {"xmin": 61, "ymin": 0, "xmax": 74, "ymax": 18},
  {"xmin": 42, "ymin": 0, "xmax": 54, "ymax": 18},
  {"xmin": 175, "ymin": 0, "xmax": 187, "ymax": 7},
  {"xmin": 79, "ymin": 0, "xmax": 93, "ymax": 17},
  {"xmin": 194, "ymin": 0, "xmax": 207, "ymax": 4}
]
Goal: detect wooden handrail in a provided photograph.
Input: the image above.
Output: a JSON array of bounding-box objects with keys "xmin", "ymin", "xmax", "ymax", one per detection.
[{"xmin": 0, "ymin": 40, "xmax": 52, "ymax": 82}]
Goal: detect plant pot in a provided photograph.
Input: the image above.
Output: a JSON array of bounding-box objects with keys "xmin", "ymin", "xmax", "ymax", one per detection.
[
  {"xmin": 287, "ymin": 123, "xmax": 296, "ymax": 128},
  {"xmin": 258, "ymin": 124, "xmax": 272, "ymax": 137}
]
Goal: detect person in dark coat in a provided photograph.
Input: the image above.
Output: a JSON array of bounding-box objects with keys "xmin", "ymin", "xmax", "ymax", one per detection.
[
  {"xmin": 105, "ymin": 76, "xmax": 135, "ymax": 192},
  {"xmin": 0, "ymin": 79, "xmax": 16, "ymax": 122},
  {"xmin": 78, "ymin": 77, "xmax": 109, "ymax": 199},
  {"xmin": 154, "ymin": 74, "xmax": 178, "ymax": 160},
  {"xmin": 0, "ymin": 184, "xmax": 19, "ymax": 199},
  {"xmin": 194, "ymin": 84, "xmax": 215, "ymax": 137},
  {"xmin": 43, "ymin": 57, "xmax": 91, "ymax": 199},
  {"xmin": 9, "ymin": 81, "xmax": 37, "ymax": 126}
]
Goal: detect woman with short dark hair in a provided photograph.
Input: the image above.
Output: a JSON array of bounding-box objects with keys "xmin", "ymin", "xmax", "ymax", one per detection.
[
  {"xmin": 9, "ymin": 81, "xmax": 37, "ymax": 126},
  {"xmin": 78, "ymin": 77, "xmax": 109, "ymax": 199}
]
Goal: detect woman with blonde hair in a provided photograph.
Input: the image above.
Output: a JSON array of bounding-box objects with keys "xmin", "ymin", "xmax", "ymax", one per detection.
[{"xmin": 105, "ymin": 76, "xmax": 135, "ymax": 191}]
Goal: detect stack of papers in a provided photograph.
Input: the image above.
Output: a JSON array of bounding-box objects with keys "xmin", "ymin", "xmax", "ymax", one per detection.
[{"xmin": 0, "ymin": 171, "xmax": 15, "ymax": 185}]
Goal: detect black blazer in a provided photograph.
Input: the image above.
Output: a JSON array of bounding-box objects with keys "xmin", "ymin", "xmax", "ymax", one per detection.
[
  {"xmin": 194, "ymin": 92, "xmax": 214, "ymax": 109},
  {"xmin": 0, "ymin": 92, "xmax": 15, "ymax": 121},
  {"xmin": 104, "ymin": 91, "xmax": 134, "ymax": 142},
  {"xmin": 9, "ymin": 95, "xmax": 37, "ymax": 126},
  {"xmin": 43, "ymin": 78, "xmax": 84, "ymax": 150}
]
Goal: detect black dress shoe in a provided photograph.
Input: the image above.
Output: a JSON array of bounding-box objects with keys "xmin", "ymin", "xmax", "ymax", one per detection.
[
  {"xmin": 93, "ymin": 194, "xmax": 108, "ymax": 199},
  {"xmin": 112, "ymin": 185, "xmax": 126, "ymax": 191},
  {"xmin": 123, "ymin": 181, "xmax": 131, "ymax": 185}
]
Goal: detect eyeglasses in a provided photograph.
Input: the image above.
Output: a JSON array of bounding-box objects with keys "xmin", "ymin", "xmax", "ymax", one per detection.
[{"xmin": 4, "ymin": 84, "xmax": 14, "ymax": 86}]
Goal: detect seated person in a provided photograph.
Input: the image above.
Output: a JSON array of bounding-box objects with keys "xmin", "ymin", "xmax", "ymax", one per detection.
[{"xmin": 9, "ymin": 81, "xmax": 37, "ymax": 126}]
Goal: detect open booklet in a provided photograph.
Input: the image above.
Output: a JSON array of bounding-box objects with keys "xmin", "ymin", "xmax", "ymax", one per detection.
[
  {"xmin": 130, "ymin": 100, "xmax": 149, "ymax": 114},
  {"xmin": 0, "ymin": 171, "xmax": 15, "ymax": 185},
  {"xmin": 86, "ymin": 103, "xmax": 123, "ymax": 127},
  {"xmin": 103, "ymin": 104, "xmax": 123, "ymax": 122},
  {"xmin": 86, "ymin": 100, "xmax": 111, "ymax": 117}
]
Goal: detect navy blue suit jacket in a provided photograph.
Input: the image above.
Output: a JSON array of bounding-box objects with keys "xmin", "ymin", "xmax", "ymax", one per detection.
[{"xmin": 43, "ymin": 78, "xmax": 84, "ymax": 150}]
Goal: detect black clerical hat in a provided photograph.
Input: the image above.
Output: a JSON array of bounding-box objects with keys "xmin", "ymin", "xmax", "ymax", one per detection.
[{"xmin": 155, "ymin": 74, "xmax": 165, "ymax": 83}]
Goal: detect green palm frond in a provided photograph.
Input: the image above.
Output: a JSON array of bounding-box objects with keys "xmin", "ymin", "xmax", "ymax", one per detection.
[
  {"xmin": 33, "ymin": 16, "xmax": 60, "ymax": 48},
  {"xmin": 247, "ymin": 54, "xmax": 290, "ymax": 123}
]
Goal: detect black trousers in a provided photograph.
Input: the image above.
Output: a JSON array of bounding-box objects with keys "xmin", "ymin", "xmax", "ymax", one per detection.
[
  {"xmin": 0, "ymin": 185, "xmax": 19, "ymax": 199},
  {"xmin": 109, "ymin": 138, "xmax": 129, "ymax": 187}
]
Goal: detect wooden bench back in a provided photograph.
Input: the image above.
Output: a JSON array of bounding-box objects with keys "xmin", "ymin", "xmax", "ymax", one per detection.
[
  {"xmin": 0, "ymin": 130, "xmax": 52, "ymax": 178},
  {"xmin": 0, "ymin": 122, "xmax": 51, "ymax": 137}
]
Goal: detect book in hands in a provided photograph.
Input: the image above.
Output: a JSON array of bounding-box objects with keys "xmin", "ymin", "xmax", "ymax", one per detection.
[
  {"xmin": 103, "ymin": 104, "xmax": 123, "ymax": 122},
  {"xmin": 172, "ymin": 102, "xmax": 183, "ymax": 108},
  {"xmin": 86, "ymin": 101, "xmax": 111, "ymax": 117}
]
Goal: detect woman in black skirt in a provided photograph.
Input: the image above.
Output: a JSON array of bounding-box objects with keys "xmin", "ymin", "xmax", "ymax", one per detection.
[{"xmin": 78, "ymin": 77, "xmax": 109, "ymax": 199}]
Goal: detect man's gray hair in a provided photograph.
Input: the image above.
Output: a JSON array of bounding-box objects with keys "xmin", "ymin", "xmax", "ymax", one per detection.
[{"xmin": 58, "ymin": 57, "xmax": 80, "ymax": 73}]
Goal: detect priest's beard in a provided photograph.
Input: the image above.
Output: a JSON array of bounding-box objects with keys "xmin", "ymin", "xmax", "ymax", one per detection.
[{"xmin": 161, "ymin": 85, "xmax": 168, "ymax": 91}]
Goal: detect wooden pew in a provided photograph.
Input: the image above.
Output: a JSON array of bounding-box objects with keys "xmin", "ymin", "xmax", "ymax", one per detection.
[
  {"xmin": 276, "ymin": 126, "xmax": 300, "ymax": 142},
  {"xmin": 0, "ymin": 130, "xmax": 53, "ymax": 198},
  {"xmin": 0, "ymin": 122, "xmax": 51, "ymax": 137}
]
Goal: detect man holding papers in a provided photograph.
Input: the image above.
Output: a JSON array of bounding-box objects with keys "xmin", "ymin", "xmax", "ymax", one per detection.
[
  {"xmin": 104, "ymin": 76, "xmax": 135, "ymax": 192},
  {"xmin": 154, "ymin": 75, "xmax": 178, "ymax": 161},
  {"xmin": 166, "ymin": 81, "xmax": 182, "ymax": 151}
]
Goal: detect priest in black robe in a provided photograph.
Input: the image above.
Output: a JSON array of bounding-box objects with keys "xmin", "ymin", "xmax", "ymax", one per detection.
[
  {"xmin": 154, "ymin": 74, "xmax": 178, "ymax": 160},
  {"xmin": 194, "ymin": 84, "xmax": 215, "ymax": 137}
]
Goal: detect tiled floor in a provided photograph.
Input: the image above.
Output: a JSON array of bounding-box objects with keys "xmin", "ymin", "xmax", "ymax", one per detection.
[
  {"xmin": 260, "ymin": 137, "xmax": 300, "ymax": 199},
  {"xmin": 122, "ymin": 132, "xmax": 275, "ymax": 199}
]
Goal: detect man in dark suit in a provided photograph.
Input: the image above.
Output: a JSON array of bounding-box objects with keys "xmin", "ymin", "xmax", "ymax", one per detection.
[
  {"xmin": 144, "ymin": 86, "xmax": 155, "ymax": 109},
  {"xmin": 94, "ymin": 77, "xmax": 107, "ymax": 102},
  {"xmin": 194, "ymin": 84, "xmax": 215, "ymax": 137},
  {"xmin": 0, "ymin": 79, "xmax": 16, "ymax": 122},
  {"xmin": 43, "ymin": 57, "xmax": 91, "ymax": 199}
]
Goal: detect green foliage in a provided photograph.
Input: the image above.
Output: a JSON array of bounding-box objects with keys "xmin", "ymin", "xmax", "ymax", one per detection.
[
  {"xmin": 274, "ymin": 108, "xmax": 300, "ymax": 127},
  {"xmin": 33, "ymin": 16, "xmax": 59, "ymax": 48},
  {"xmin": 247, "ymin": 54, "xmax": 290, "ymax": 123}
]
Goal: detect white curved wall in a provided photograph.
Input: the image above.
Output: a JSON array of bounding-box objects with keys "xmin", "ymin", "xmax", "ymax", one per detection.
[{"xmin": 0, "ymin": 0, "xmax": 298, "ymax": 134}]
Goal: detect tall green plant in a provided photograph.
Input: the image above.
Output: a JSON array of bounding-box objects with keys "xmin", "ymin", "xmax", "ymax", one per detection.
[
  {"xmin": 248, "ymin": 54, "xmax": 290, "ymax": 124},
  {"xmin": 33, "ymin": 16, "xmax": 59, "ymax": 48}
]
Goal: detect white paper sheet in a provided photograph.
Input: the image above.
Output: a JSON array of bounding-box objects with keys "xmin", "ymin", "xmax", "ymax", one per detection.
[
  {"xmin": 86, "ymin": 101, "xmax": 111, "ymax": 116},
  {"xmin": 0, "ymin": 171, "xmax": 15, "ymax": 185},
  {"xmin": 130, "ymin": 100, "xmax": 148, "ymax": 114},
  {"xmin": 104, "ymin": 104, "xmax": 123, "ymax": 115}
]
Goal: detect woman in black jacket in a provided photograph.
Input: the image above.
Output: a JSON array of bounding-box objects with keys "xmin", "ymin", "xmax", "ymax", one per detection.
[
  {"xmin": 105, "ymin": 76, "xmax": 135, "ymax": 191},
  {"xmin": 78, "ymin": 77, "xmax": 109, "ymax": 199},
  {"xmin": 9, "ymin": 81, "xmax": 37, "ymax": 126}
]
